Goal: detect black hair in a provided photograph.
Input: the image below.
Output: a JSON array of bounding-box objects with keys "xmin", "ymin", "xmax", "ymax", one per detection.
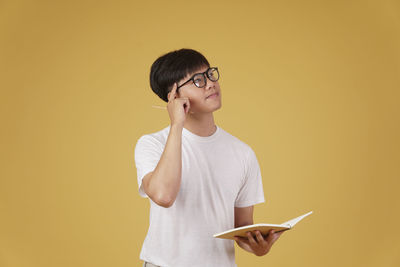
[{"xmin": 149, "ymin": 48, "xmax": 210, "ymax": 102}]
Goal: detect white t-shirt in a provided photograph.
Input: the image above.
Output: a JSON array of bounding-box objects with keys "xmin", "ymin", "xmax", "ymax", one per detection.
[{"xmin": 134, "ymin": 125, "xmax": 265, "ymax": 267}]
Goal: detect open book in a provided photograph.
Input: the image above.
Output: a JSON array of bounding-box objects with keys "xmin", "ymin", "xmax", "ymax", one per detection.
[{"xmin": 214, "ymin": 211, "xmax": 313, "ymax": 240}]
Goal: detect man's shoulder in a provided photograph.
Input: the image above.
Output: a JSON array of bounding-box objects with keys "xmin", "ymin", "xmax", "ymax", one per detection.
[
  {"xmin": 218, "ymin": 127, "xmax": 253, "ymax": 153},
  {"xmin": 136, "ymin": 125, "xmax": 170, "ymax": 146}
]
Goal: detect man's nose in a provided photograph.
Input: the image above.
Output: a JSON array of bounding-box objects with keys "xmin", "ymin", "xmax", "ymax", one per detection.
[{"xmin": 204, "ymin": 77, "xmax": 215, "ymax": 90}]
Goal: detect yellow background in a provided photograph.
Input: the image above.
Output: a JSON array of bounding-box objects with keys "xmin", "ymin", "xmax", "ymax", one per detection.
[{"xmin": 1, "ymin": 0, "xmax": 399, "ymax": 266}]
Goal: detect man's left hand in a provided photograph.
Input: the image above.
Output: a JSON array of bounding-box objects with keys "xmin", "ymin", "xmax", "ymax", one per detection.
[{"xmin": 234, "ymin": 229, "xmax": 284, "ymax": 256}]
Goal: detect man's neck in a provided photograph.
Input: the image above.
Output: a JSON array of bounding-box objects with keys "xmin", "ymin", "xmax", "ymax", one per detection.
[{"xmin": 182, "ymin": 112, "xmax": 217, "ymax": 137}]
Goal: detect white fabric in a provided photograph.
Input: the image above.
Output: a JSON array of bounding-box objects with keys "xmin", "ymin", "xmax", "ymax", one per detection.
[{"xmin": 134, "ymin": 125, "xmax": 265, "ymax": 267}]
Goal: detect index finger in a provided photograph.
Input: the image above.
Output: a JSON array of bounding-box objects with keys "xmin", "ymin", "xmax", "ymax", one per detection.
[
  {"xmin": 267, "ymin": 230, "xmax": 281, "ymax": 244},
  {"xmin": 168, "ymin": 83, "xmax": 177, "ymax": 102}
]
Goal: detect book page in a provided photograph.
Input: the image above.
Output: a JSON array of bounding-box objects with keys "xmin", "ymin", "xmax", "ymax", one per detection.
[{"xmin": 214, "ymin": 211, "xmax": 313, "ymax": 240}]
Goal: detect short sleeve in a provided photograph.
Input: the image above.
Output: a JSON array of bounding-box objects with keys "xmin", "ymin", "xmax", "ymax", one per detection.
[
  {"xmin": 234, "ymin": 148, "xmax": 265, "ymax": 207},
  {"xmin": 134, "ymin": 135, "xmax": 164, "ymax": 198}
]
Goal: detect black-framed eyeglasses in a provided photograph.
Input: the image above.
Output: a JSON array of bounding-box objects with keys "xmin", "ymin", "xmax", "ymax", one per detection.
[{"xmin": 176, "ymin": 67, "xmax": 219, "ymax": 91}]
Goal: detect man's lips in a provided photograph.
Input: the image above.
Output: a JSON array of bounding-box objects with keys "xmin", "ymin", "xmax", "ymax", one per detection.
[{"xmin": 206, "ymin": 92, "xmax": 219, "ymax": 99}]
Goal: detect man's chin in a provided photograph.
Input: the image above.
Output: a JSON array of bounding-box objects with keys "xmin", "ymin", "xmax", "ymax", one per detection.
[
  {"xmin": 194, "ymin": 106, "xmax": 221, "ymax": 115},
  {"xmin": 209, "ymin": 103, "xmax": 222, "ymax": 113},
  {"xmin": 214, "ymin": 103, "xmax": 222, "ymax": 111}
]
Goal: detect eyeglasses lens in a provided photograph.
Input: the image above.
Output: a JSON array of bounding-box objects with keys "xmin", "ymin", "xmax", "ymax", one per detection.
[
  {"xmin": 193, "ymin": 74, "xmax": 206, "ymax": 88},
  {"xmin": 192, "ymin": 68, "xmax": 219, "ymax": 88},
  {"xmin": 208, "ymin": 68, "xmax": 219, "ymax": 81}
]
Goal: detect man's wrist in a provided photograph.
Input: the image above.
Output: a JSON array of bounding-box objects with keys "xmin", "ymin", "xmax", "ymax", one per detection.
[{"xmin": 171, "ymin": 123, "xmax": 184, "ymax": 131}]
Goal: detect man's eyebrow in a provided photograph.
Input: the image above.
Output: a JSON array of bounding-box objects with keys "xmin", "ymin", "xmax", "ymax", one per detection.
[{"xmin": 187, "ymin": 71, "xmax": 201, "ymax": 78}]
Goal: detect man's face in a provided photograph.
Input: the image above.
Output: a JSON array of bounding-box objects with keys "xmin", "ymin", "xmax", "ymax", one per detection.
[{"xmin": 176, "ymin": 65, "xmax": 222, "ymax": 114}]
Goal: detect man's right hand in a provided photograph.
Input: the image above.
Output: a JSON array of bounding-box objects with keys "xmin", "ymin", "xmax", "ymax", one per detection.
[{"xmin": 167, "ymin": 83, "xmax": 190, "ymax": 127}]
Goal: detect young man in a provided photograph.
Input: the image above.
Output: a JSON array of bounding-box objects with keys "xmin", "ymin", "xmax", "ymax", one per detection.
[{"xmin": 134, "ymin": 48, "xmax": 283, "ymax": 267}]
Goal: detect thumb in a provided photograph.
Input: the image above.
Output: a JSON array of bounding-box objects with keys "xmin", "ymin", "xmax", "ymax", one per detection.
[{"xmin": 184, "ymin": 99, "xmax": 190, "ymax": 114}]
